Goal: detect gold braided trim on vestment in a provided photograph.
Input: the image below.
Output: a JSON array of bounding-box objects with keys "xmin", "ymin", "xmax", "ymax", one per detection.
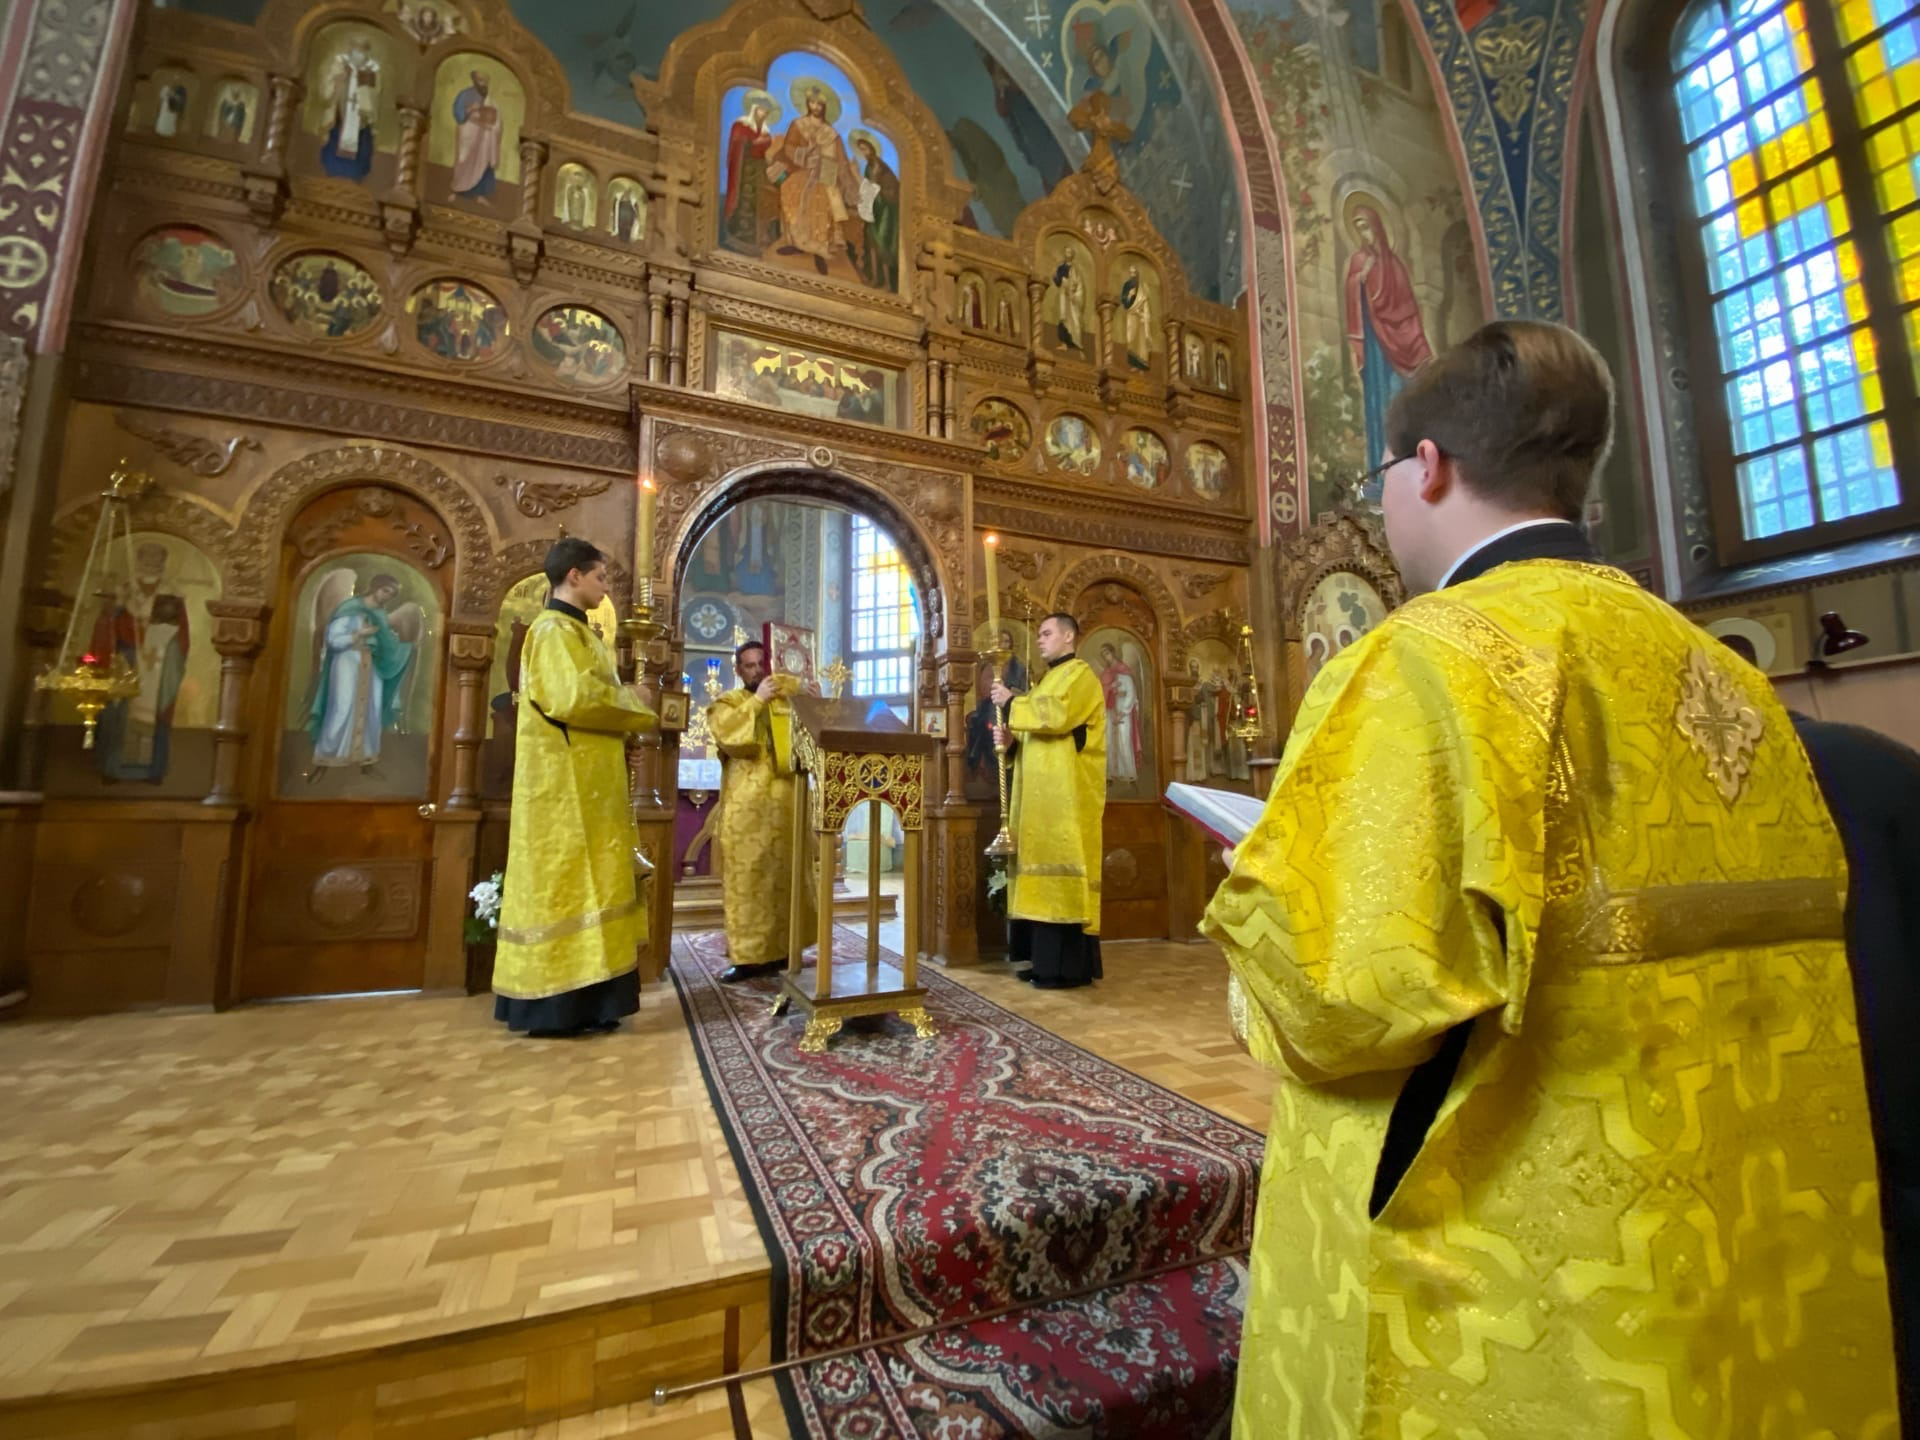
[
  {"xmin": 1539, "ymin": 876, "xmax": 1844, "ymax": 964},
  {"xmin": 1394, "ymin": 597, "xmax": 1560, "ymax": 744},
  {"xmin": 1014, "ymin": 863, "xmax": 1090, "ymax": 879},
  {"xmin": 497, "ymin": 896, "xmax": 643, "ymax": 947}
]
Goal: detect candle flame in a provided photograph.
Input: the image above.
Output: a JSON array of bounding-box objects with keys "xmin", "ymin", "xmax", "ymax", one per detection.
[
  {"xmin": 640, "ymin": 475, "xmax": 656, "ymax": 492},
  {"xmin": 984, "ymin": 533, "xmax": 998, "ymax": 546}
]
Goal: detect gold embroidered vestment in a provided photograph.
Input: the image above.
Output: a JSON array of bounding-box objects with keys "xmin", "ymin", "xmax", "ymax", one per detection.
[
  {"xmin": 1202, "ymin": 560, "xmax": 1895, "ymax": 1437},
  {"xmin": 494, "ymin": 610, "xmax": 657, "ymax": 1000},
  {"xmin": 1007, "ymin": 656, "xmax": 1107, "ymax": 931},
  {"xmin": 708, "ymin": 688, "xmax": 811, "ymax": 964}
]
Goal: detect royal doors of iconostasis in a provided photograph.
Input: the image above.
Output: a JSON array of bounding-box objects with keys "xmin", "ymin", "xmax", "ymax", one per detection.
[{"xmin": 237, "ymin": 485, "xmax": 462, "ymax": 1000}]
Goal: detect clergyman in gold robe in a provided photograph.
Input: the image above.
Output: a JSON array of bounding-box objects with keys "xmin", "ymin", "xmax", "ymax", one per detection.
[
  {"xmin": 494, "ymin": 539, "xmax": 658, "ymax": 1036},
  {"xmin": 1203, "ymin": 321, "xmax": 1896, "ymax": 1435},
  {"xmin": 991, "ymin": 612, "xmax": 1106, "ymax": 989},
  {"xmin": 707, "ymin": 638, "xmax": 812, "ymax": 983}
]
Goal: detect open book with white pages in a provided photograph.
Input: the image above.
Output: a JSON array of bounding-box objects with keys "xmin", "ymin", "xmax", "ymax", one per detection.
[{"xmin": 1163, "ymin": 782, "xmax": 1267, "ymax": 850}]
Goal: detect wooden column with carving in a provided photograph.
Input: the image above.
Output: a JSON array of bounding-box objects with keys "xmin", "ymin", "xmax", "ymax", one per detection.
[
  {"xmin": 1164, "ymin": 671, "xmax": 1204, "ymax": 940},
  {"xmin": 645, "ymin": 281, "xmax": 669, "ymax": 382},
  {"xmin": 940, "ymin": 360, "xmax": 957, "ymax": 439},
  {"xmin": 925, "ymin": 357, "xmax": 943, "ymax": 438},
  {"xmin": 445, "ymin": 624, "xmax": 492, "ymax": 811},
  {"xmin": 381, "ymin": 102, "xmax": 426, "ymax": 255},
  {"xmin": 508, "ymin": 138, "xmax": 548, "ymax": 283},
  {"xmin": 205, "ymin": 599, "xmax": 268, "ymax": 807},
  {"xmin": 667, "ymin": 283, "xmax": 689, "ymax": 387},
  {"xmin": 241, "ymin": 74, "xmax": 300, "ymax": 221},
  {"xmin": 626, "ymin": 620, "xmax": 681, "ymax": 985},
  {"xmin": 927, "ymin": 649, "xmax": 978, "ymax": 966}
]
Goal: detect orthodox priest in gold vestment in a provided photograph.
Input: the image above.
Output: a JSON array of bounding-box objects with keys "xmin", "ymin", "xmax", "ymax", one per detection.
[
  {"xmin": 708, "ymin": 639, "xmax": 813, "ymax": 983},
  {"xmin": 494, "ymin": 540, "xmax": 657, "ymax": 1036},
  {"xmin": 1204, "ymin": 323, "xmax": 1896, "ymax": 1436},
  {"xmin": 991, "ymin": 612, "xmax": 1106, "ymax": 989}
]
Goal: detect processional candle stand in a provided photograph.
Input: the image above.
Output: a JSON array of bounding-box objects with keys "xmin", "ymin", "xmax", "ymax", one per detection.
[{"xmin": 982, "ymin": 534, "xmax": 1015, "ymax": 860}]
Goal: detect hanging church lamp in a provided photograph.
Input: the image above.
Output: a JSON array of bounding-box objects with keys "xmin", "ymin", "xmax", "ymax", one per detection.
[{"xmin": 36, "ymin": 460, "xmax": 155, "ymax": 749}]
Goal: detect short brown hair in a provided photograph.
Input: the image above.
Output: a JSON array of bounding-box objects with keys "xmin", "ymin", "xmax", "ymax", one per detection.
[
  {"xmin": 1386, "ymin": 320, "xmax": 1613, "ymax": 520},
  {"xmin": 1041, "ymin": 611, "xmax": 1080, "ymax": 639}
]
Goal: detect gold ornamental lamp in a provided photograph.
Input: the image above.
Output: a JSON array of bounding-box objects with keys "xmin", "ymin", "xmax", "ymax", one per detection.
[
  {"xmin": 35, "ymin": 461, "xmax": 153, "ymax": 748},
  {"xmin": 1232, "ymin": 623, "xmax": 1263, "ymax": 744}
]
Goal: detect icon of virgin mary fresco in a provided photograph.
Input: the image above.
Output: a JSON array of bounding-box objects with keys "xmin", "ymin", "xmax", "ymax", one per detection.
[{"xmin": 1343, "ymin": 199, "xmax": 1434, "ymax": 485}]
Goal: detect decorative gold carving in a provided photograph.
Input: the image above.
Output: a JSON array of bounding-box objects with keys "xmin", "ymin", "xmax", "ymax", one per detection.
[
  {"xmin": 998, "ymin": 546, "xmax": 1051, "ymax": 581},
  {"xmin": 492, "ymin": 472, "xmax": 615, "ymax": 519},
  {"xmin": 1053, "ymin": 555, "xmax": 1184, "ymax": 639},
  {"xmin": 72, "ymin": 333, "xmax": 635, "ymax": 474},
  {"xmin": 1276, "ymin": 510, "xmax": 1405, "ymax": 643},
  {"xmin": 799, "ymin": 1015, "xmax": 843, "ymax": 1053},
  {"xmin": 820, "ymin": 751, "xmax": 925, "ymax": 831},
  {"xmin": 1174, "ymin": 568, "xmax": 1228, "ymax": 600},
  {"xmin": 110, "ymin": 414, "xmax": 261, "ymax": 478},
  {"xmin": 975, "ymin": 500, "xmax": 1248, "ymax": 566},
  {"xmin": 1675, "ymin": 648, "xmax": 1766, "ymax": 803},
  {"xmin": 228, "ymin": 446, "xmax": 505, "ymax": 619},
  {"xmin": 655, "ymin": 430, "xmax": 714, "ymax": 484},
  {"xmin": 899, "ymin": 1006, "xmax": 938, "ymax": 1039}
]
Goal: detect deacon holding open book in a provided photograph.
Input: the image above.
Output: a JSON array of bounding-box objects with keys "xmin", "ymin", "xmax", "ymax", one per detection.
[
  {"xmin": 1199, "ymin": 322, "xmax": 1895, "ymax": 1434},
  {"xmin": 990, "ymin": 612, "xmax": 1105, "ymax": 989}
]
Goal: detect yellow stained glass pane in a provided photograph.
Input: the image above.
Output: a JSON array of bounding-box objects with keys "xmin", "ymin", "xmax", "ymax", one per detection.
[
  {"xmin": 1903, "ymin": 251, "xmax": 1920, "ymax": 303},
  {"xmin": 1791, "ymin": 168, "xmax": 1820, "ymax": 210},
  {"xmin": 1853, "ymin": 38, "xmax": 1890, "ymax": 87},
  {"xmin": 1863, "ymin": 370, "xmax": 1885, "ymax": 409},
  {"xmin": 1863, "ymin": 73, "xmax": 1897, "ymax": 122},
  {"xmin": 1838, "ymin": 0, "xmax": 1876, "ymax": 44},
  {"xmin": 1820, "ymin": 157, "xmax": 1845, "ymax": 194},
  {"xmin": 1729, "ymin": 151, "xmax": 1759, "ymax": 196},
  {"xmin": 1840, "ymin": 241, "xmax": 1862, "ymax": 282},
  {"xmin": 1877, "ymin": 159, "xmax": 1917, "ymax": 211},
  {"xmin": 1898, "ymin": 59, "xmax": 1920, "ymax": 109},
  {"xmin": 1738, "ymin": 195, "xmax": 1769, "ymax": 237},
  {"xmin": 1853, "ymin": 325, "xmax": 1881, "ymax": 374},
  {"xmin": 1894, "ymin": 213, "xmax": 1920, "ymax": 298},
  {"xmin": 1871, "ymin": 419, "xmax": 1893, "ymax": 467},
  {"xmin": 1828, "ymin": 195, "xmax": 1854, "ymax": 234},
  {"xmin": 1847, "ymin": 280, "xmax": 1871, "ymax": 320}
]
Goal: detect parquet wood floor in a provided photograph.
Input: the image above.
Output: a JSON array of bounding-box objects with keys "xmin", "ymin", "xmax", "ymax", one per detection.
[{"xmin": 0, "ymin": 937, "xmax": 1270, "ymax": 1439}]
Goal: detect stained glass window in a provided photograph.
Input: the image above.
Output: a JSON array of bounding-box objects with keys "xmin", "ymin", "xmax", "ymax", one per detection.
[
  {"xmin": 848, "ymin": 515, "xmax": 918, "ymax": 718},
  {"xmin": 1673, "ymin": 0, "xmax": 1917, "ymax": 545}
]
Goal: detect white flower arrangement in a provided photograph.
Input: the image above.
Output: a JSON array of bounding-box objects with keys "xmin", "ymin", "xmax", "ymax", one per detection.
[{"xmin": 466, "ymin": 871, "xmax": 503, "ymax": 942}]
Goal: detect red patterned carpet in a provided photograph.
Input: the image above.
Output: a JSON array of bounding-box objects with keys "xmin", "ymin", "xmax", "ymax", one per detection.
[{"xmin": 670, "ymin": 928, "xmax": 1263, "ymax": 1439}]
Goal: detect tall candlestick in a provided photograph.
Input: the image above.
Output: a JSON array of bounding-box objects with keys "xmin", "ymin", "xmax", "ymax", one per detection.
[
  {"xmin": 982, "ymin": 532, "xmax": 1000, "ymax": 641},
  {"xmin": 638, "ymin": 475, "xmax": 657, "ymax": 602}
]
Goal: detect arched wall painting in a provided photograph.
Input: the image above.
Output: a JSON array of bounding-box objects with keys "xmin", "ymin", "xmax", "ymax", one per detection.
[
  {"xmin": 427, "ymin": 51, "xmax": 526, "ymax": 208},
  {"xmin": 278, "ymin": 553, "xmax": 440, "ymax": 800},
  {"xmin": 44, "ymin": 531, "xmax": 223, "ymax": 799},
  {"xmin": 1085, "ymin": 626, "xmax": 1154, "ymax": 801},
  {"xmin": 718, "ymin": 51, "xmax": 902, "ymax": 291},
  {"xmin": 300, "ymin": 21, "xmax": 403, "ymax": 187},
  {"xmin": 483, "ymin": 571, "xmax": 617, "ymax": 799},
  {"xmin": 1301, "ymin": 570, "xmax": 1387, "ymax": 679},
  {"xmin": 1185, "ymin": 637, "xmax": 1247, "ymax": 782},
  {"xmin": 1038, "ymin": 232, "xmax": 1098, "ymax": 358}
]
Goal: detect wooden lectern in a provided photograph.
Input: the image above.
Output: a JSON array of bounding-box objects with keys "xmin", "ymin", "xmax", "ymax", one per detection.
[{"xmin": 769, "ymin": 692, "xmax": 939, "ymax": 1052}]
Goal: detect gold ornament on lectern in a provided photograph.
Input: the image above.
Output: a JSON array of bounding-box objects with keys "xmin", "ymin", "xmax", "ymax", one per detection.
[
  {"xmin": 35, "ymin": 460, "xmax": 154, "ymax": 749},
  {"xmin": 1232, "ymin": 623, "xmax": 1263, "ymax": 743}
]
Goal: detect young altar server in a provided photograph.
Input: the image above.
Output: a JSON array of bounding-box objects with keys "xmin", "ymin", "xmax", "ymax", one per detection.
[
  {"xmin": 493, "ymin": 538, "xmax": 657, "ymax": 1036},
  {"xmin": 1203, "ymin": 321, "xmax": 1896, "ymax": 1435},
  {"xmin": 991, "ymin": 611, "xmax": 1106, "ymax": 989}
]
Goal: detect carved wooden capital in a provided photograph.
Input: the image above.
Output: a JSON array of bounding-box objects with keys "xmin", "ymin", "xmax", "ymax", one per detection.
[
  {"xmin": 448, "ymin": 623, "xmax": 495, "ymax": 670},
  {"xmin": 205, "ymin": 599, "xmax": 271, "ymax": 655}
]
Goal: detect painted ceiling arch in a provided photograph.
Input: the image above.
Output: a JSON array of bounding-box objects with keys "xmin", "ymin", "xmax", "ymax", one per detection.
[{"xmin": 173, "ymin": 0, "xmax": 1246, "ymax": 302}]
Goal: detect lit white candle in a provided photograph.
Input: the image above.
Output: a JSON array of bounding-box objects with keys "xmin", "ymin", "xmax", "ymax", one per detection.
[
  {"xmin": 638, "ymin": 474, "xmax": 657, "ymax": 598},
  {"xmin": 983, "ymin": 532, "xmax": 1000, "ymax": 645}
]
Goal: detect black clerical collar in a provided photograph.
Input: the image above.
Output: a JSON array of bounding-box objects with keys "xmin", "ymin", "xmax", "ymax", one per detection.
[
  {"xmin": 546, "ymin": 597, "xmax": 589, "ymax": 623},
  {"xmin": 1052, "ymin": 652, "xmax": 1076, "ymax": 664},
  {"xmin": 1440, "ymin": 520, "xmax": 1598, "ymax": 590}
]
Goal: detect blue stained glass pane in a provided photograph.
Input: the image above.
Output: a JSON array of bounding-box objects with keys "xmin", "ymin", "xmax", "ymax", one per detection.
[
  {"xmin": 1882, "ymin": 472, "xmax": 1903, "ymax": 508},
  {"xmin": 1887, "ymin": 17, "xmax": 1919, "ymax": 67},
  {"xmin": 1684, "ymin": 87, "xmax": 1720, "ymax": 142},
  {"xmin": 1715, "ymin": 242, "xmax": 1748, "ymax": 290},
  {"xmin": 1723, "ymin": 287, "xmax": 1754, "ymax": 330},
  {"xmin": 1762, "ymin": 358, "xmax": 1796, "ymax": 404},
  {"xmin": 1753, "ymin": 501, "xmax": 1784, "ymax": 536},
  {"xmin": 1702, "ymin": 168, "xmax": 1733, "ymax": 210},
  {"xmin": 1733, "ymin": 0, "xmax": 1777, "ymax": 23},
  {"xmin": 1788, "ymin": 301, "xmax": 1814, "ymax": 343},
  {"xmin": 1721, "ymin": 119, "xmax": 1752, "ymax": 159},
  {"xmin": 1778, "ymin": 446, "xmax": 1811, "ymax": 501},
  {"xmin": 1784, "ymin": 491, "xmax": 1815, "ymax": 528},
  {"xmin": 1757, "ymin": 311, "xmax": 1788, "ymax": 359},
  {"xmin": 1675, "ymin": 2, "xmax": 1728, "ymax": 66},
  {"xmin": 1807, "ymin": 386, "xmax": 1833, "ymax": 428},
  {"xmin": 1835, "ymin": 377, "xmax": 1865, "ymax": 421},
  {"xmin": 1840, "ymin": 425, "xmax": 1871, "ymax": 473},
  {"xmin": 1748, "ymin": 453, "xmax": 1780, "ymax": 500},
  {"xmin": 1824, "ymin": 337, "xmax": 1857, "ymax": 387},
  {"xmin": 1812, "ymin": 290, "xmax": 1846, "ymax": 333},
  {"xmin": 1772, "ymin": 404, "xmax": 1802, "ymax": 444},
  {"xmin": 1874, "ymin": 0, "xmax": 1914, "ymax": 32},
  {"xmin": 1848, "ymin": 478, "xmax": 1878, "ymax": 511},
  {"xmin": 1743, "ymin": 230, "xmax": 1774, "ymax": 274}
]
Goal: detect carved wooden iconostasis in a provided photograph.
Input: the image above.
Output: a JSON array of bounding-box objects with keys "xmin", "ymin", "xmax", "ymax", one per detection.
[{"xmin": 15, "ymin": 0, "xmax": 1256, "ymax": 1017}]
